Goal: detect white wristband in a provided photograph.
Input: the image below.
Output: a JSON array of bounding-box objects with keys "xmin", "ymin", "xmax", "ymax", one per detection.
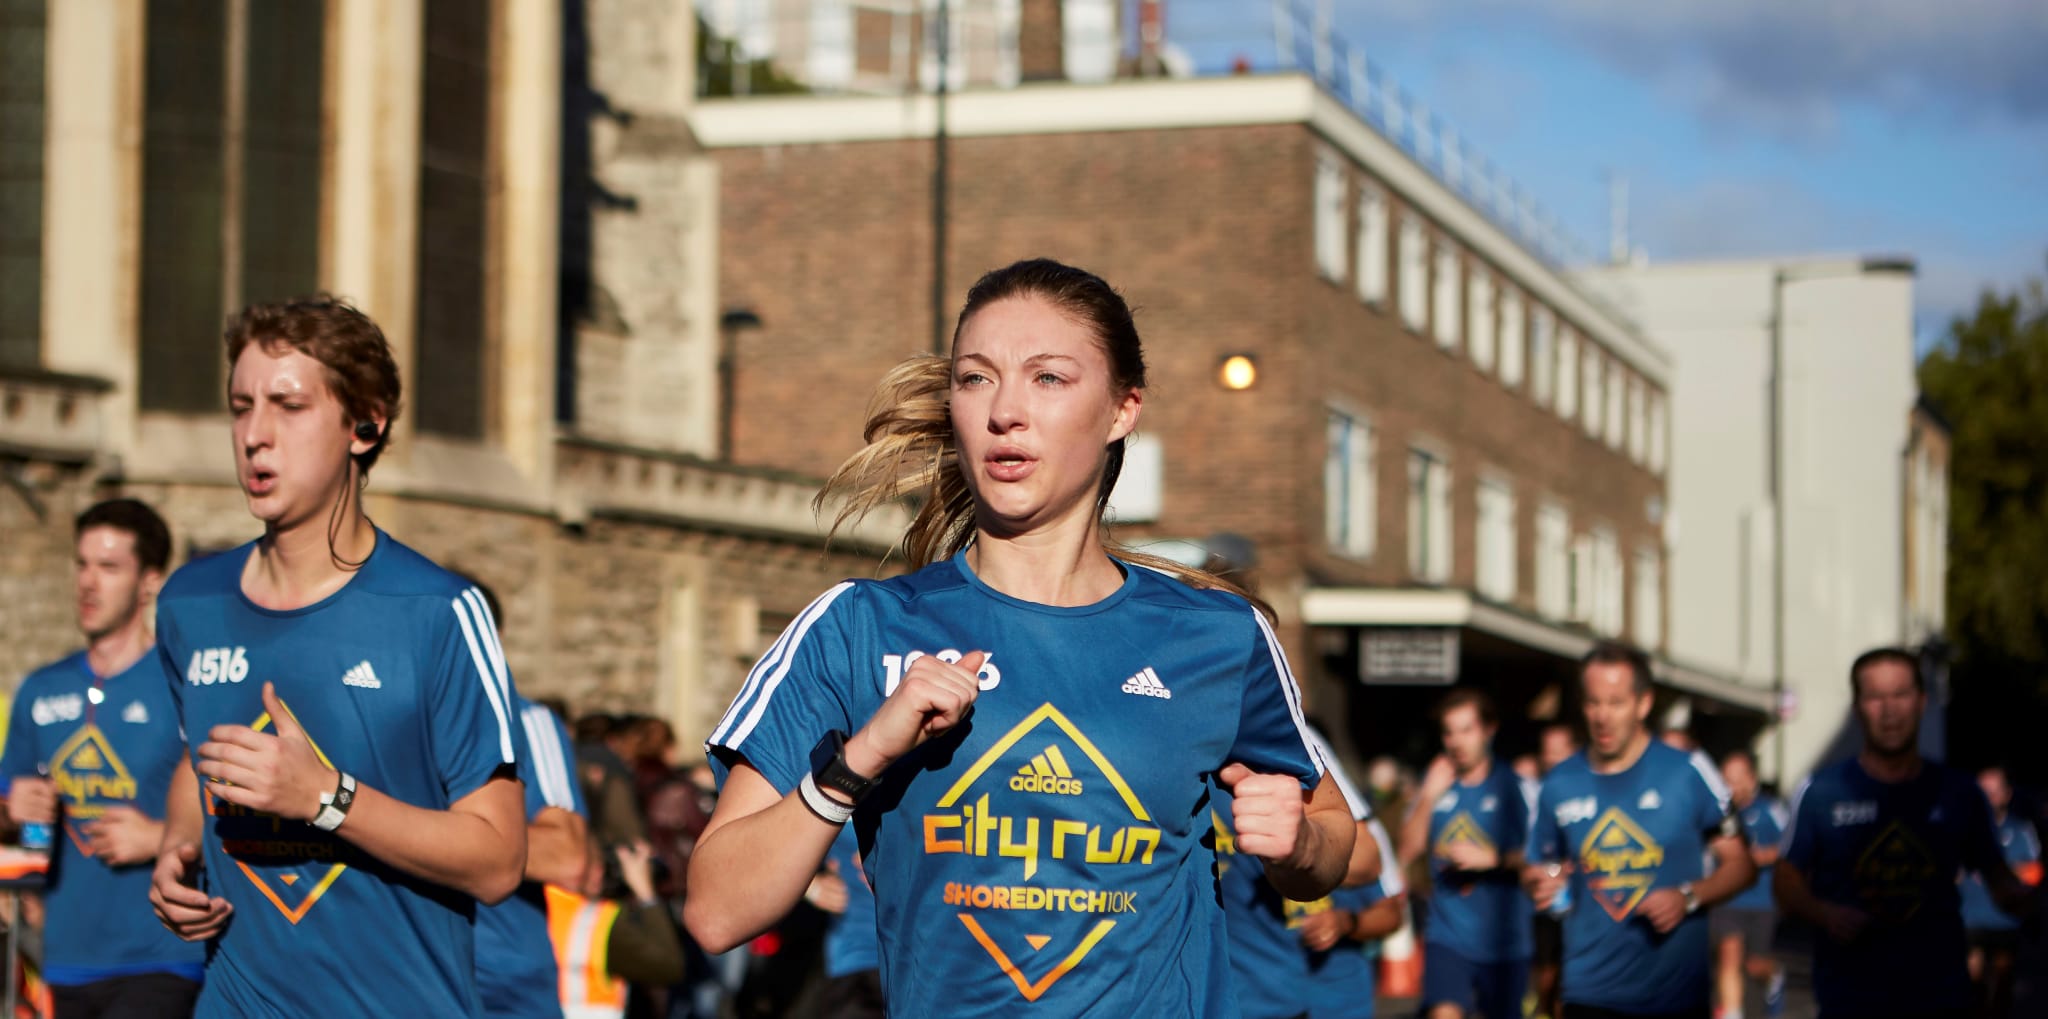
[{"xmin": 798, "ymin": 772, "xmax": 855, "ymax": 825}]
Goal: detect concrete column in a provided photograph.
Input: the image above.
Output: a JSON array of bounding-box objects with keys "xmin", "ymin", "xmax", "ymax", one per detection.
[
  {"xmin": 41, "ymin": 0, "xmax": 146, "ymax": 462},
  {"xmin": 496, "ymin": 0, "xmax": 562, "ymax": 483},
  {"xmin": 323, "ymin": 0, "xmax": 423, "ymax": 465}
]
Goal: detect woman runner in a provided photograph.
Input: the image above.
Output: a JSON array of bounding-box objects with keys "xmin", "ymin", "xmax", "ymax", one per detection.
[{"xmin": 685, "ymin": 259, "xmax": 1357, "ymax": 1015}]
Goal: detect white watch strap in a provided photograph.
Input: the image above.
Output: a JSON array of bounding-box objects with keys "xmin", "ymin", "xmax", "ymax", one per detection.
[{"xmin": 799, "ymin": 772, "xmax": 855, "ymax": 825}]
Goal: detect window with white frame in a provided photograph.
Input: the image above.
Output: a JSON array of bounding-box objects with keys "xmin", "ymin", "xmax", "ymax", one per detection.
[
  {"xmin": 1407, "ymin": 448, "xmax": 1452, "ymax": 583},
  {"xmin": 1627, "ymin": 377, "xmax": 1647, "ymax": 464},
  {"xmin": 1582, "ymin": 345, "xmax": 1604, "ymax": 438},
  {"xmin": 1568, "ymin": 533, "xmax": 1595, "ymax": 622},
  {"xmin": 1314, "ymin": 156, "xmax": 1347, "ymax": 282},
  {"xmin": 1476, "ymin": 478, "xmax": 1516, "ymax": 602},
  {"xmin": 1592, "ymin": 527, "xmax": 1624, "ymax": 636},
  {"xmin": 1498, "ymin": 287, "xmax": 1524, "ymax": 387},
  {"xmin": 1433, "ymin": 242, "xmax": 1460, "ymax": 350},
  {"xmin": 1536, "ymin": 503, "xmax": 1569, "ymax": 618},
  {"xmin": 1324, "ymin": 410, "xmax": 1375, "ymax": 558},
  {"xmin": 1633, "ymin": 544, "xmax": 1662, "ymax": 649},
  {"xmin": 1605, "ymin": 363, "xmax": 1626, "ymax": 449},
  {"xmin": 1554, "ymin": 325, "xmax": 1578, "ymax": 421},
  {"xmin": 1398, "ymin": 216, "xmax": 1427, "ymax": 331},
  {"xmin": 1647, "ymin": 392, "xmax": 1667, "ymax": 474},
  {"xmin": 1468, "ymin": 272, "xmax": 1496, "ymax": 373},
  {"xmin": 1356, "ymin": 185, "xmax": 1388, "ymax": 306}
]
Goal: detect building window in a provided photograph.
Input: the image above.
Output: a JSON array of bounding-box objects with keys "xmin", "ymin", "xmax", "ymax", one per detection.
[
  {"xmin": 1605, "ymin": 363, "xmax": 1627, "ymax": 449},
  {"xmin": 1633, "ymin": 544, "xmax": 1663, "ymax": 650},
  {"xmin": 1592, "ymin": 527, "xmax": 1624, "ymax": 636},
  {"xmin": 1536, "ymin": 503, "xmax": 1569, "ymax": 619},
  {"xmin": 1433, "ymin": 242, "xmax": 1460, "ymax": 351},
  {"xmin": 1476, "ymin": 478, "xmax": 1516, "ymax": 602},
  {"xmin": 1398, "ymin": 215, "xmax": 1427, "ymax": 332},
  {"xmin": 1627, "ymin": 377, "xmax": 1647, "ymax": 464},
  {"xmin": 139, "ymin": 0, "xmax": 324, "ymax": 413},
  {"xmin": 0, "ymin": 0, "xmax": 46, "ymax": 369},
  {"xmin": 1498, "ymin": 288, "xmax": 1524, "ymax": 388},
  {"xmin": 1553, "ymin": 325, "xmax": 1577, "ymax": 421},
  {"xmin": 1407, "ymin": 448, "xmax": 1452, "ymax": 583},
  {"xmin": 416, "ymin": 0, "xmax": 494, "ymax": 439},
  {"xmin": 1647, "ymin": 392, "xmax": 1667, "ymax": 475},
  {"xmin": 1356, "ymin": 185, "xmax": 1388, "ymax": 306},
  {"xmin": 1314, "ymin": 156, "xmax": 1347, "ymax": 283},
  {"xmin": 1325, "ymin": 410, "xmax": 1375, "ymax": 558},
  {"xmin": 1467, "ymin": 271, "xmax": 1496, "ymax": 373},
  {"xmin": 1581, "ymin": 345, "xmax": 1604, "ymax": 438}
]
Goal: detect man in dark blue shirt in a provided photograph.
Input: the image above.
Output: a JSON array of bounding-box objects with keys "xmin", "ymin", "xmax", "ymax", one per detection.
[
  {"xmin": 1398, "ymin": 688, "xmax": 1533, "ymax": 1019},
  {"xmin": 1776, "ymin": 648, "xmax": 2039, "ymax": 1019},
  {"xmin": 1527, "ymin": 642, "xmax": 1756, "ymax": 1019}
]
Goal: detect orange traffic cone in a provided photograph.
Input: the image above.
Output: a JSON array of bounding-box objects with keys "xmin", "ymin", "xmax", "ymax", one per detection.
[{"xmin": 1378, "ymin": 901, "xmax": 1423, "ymax": 998}]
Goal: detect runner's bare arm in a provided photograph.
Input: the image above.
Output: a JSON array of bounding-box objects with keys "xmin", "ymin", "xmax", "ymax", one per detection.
[
  {"xmin": 681, "ymin": 761, "xmax": 846, "ymax": 953},
  {"xmin": 524, "ymin": 805, "xmax": 592, "ymax": 890},
  {"xmin": 194, "ymin": 682, "xmax": 526, "ymax": 902},
  {"xmin": 1229, "ymin": 769, "xmax": 1355, "ymax": 902},
  {"xmin": 1344, "ymin": 819, "xmax": 1382, "ymax": 886}
]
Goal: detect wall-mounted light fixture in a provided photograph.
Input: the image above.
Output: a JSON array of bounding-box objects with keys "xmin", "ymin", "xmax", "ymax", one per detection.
[{"xmin": 1218, "ymin": 353, "xmax": 1258, "ymax": 391}]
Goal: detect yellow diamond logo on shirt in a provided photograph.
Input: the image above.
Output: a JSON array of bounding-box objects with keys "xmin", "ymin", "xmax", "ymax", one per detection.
[
  {"xmin": 1853, "ymin": 820, "xmax": 1936, "ymax": 923},
  {"xmin": 1579, "ymin": 807, "xmax": 1665, "ymax": 921},
  {"xmin": 923, "ymin": 702, "xmax": 1157, "ymax": 1002},
  {"xmin": 207, "ymin": 696, "xmax": 347, "ymax": 925},
  {"xmin": 1435, "ymin": 811, "xmax": 1498, "ymax": 855}
]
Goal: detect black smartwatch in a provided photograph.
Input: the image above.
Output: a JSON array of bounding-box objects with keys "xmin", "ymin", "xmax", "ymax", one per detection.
[{"xmin": 809, "ymin": 730, "xmax": 877, "ymax": 804}]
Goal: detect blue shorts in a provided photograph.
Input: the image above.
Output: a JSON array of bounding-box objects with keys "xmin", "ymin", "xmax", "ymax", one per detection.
[{"xmin": 1423, "ymin": 944, "xmax": 1529, "ymax": 1019}]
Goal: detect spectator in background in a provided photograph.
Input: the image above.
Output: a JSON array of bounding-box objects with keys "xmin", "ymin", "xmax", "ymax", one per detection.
[
  {"xmin": 575, "ymin": 715, "xmax": 647, "ymax": 850},
  {"xmin": 549, "ymin": 840, "xmax": 686, "ymax": 1019},
  {"xmin": 1962, "ymin": 766, "xmax": 2041, "ymax": 1019}
]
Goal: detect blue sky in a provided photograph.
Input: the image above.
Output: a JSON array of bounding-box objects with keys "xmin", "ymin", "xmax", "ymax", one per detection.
[{"xmin": 1165, "ymin": 0, "xmax": 2048, "ymax": 350}]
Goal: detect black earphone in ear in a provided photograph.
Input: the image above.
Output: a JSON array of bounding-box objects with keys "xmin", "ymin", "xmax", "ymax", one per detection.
[{"xmin": 353, "ymin": 421, "xmax": 380, "ymax": 443}]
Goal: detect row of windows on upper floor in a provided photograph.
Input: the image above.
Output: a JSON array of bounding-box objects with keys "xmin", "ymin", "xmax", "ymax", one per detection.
[
  {"xmin": 1312, "ymin": 157, "xmax": 1668, "ymax": 477},
  {"xmin": 1325, "ymin": 408, "xmax": 1663, "ymax": 647}
]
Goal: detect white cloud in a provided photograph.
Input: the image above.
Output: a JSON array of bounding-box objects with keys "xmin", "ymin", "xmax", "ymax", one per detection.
[{"xmin": 1335, "ymin": 0, "xmax": 2048, "ymax": 137}]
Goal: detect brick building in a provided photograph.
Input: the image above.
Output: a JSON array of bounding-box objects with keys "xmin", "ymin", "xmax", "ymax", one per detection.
[
  {"xmin": 695, "ymin": 74, "xmax": 1769, "ymax": 760},
  {"xmin": 0, "ymin": 0, "xmax": 898, "ymax": 746}
]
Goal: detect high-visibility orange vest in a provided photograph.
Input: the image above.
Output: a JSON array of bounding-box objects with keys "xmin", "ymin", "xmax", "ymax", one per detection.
[{"xmin": 546, "ymin": 886, "xmax": 628, "ymax": 1019}]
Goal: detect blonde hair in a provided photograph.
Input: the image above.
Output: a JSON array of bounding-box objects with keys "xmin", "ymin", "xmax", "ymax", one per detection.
[{"xmin": 816, "ymin": 260, "xmax": 1262, "ymax": 610}]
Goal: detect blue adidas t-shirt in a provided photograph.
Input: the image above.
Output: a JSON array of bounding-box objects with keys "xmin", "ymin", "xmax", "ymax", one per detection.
[
  {"xmin": 1725, "ymin": 793, "xmax": 1786, "ymax": 912},
  {"xmin": 0, "ymin": 651, "xmax": 205, "ymax": 986},
  {"xmin": 158, "ymin": 533, "xmax": 519, "ymax": 1018},
  {"xmin": 1960, "ymin": 813, "xmax": 2041, "ymax": 933},
  {"xmin": 479, "ymin": 698, "xmax": 586, "ymax": 1019},
  {"xmin": 1782, "ymin": 758, "xmax": 2002, "ymax": 1016},
  {"xmin": 1421, "ymin": 759, "xmax": 1534, "ymax": 963},
  {"xmin": 1531, "ymin": 741, "xmax": 1735, "ymax": 1014},
  {"xmin": 824, "ymin": 825, "xmax": 881, "ymax": 979},
  {"xmin": 1305, "ymin": 818, "xmax": 1401, "ymax": 1019},
  {"xmin": 707, "ymin": 549, "xmax": 1326, "ymax": 1017}
]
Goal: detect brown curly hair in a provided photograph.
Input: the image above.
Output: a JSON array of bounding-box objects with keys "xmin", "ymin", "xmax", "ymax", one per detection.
[{"xmin": 223, "ymin": 295, "xmax": 404, "ymax": 472}]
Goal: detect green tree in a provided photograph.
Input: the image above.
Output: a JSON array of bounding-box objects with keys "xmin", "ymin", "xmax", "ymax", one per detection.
[
  {"xmin": 1918, "ymin": 263, "xmax": 2048, "ymax": 772},
  {"xmin": 697, "ymin": 16, "xmax": 810, "ymax": 98}
]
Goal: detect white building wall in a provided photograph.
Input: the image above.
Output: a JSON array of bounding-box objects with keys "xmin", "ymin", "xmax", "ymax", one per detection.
[{"xmin": 1577, "ymin": 258, "xmax": 1918, "ymax": 783}]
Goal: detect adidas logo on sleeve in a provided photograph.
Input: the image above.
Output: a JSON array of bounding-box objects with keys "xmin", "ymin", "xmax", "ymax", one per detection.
[
  {"xmin": 1119, "ymin": 667, "xmax": 1172, "ymax": 700},
  {"xmin": 342, "ymin": 661, "xmax": 382, "ymax": 690}
]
